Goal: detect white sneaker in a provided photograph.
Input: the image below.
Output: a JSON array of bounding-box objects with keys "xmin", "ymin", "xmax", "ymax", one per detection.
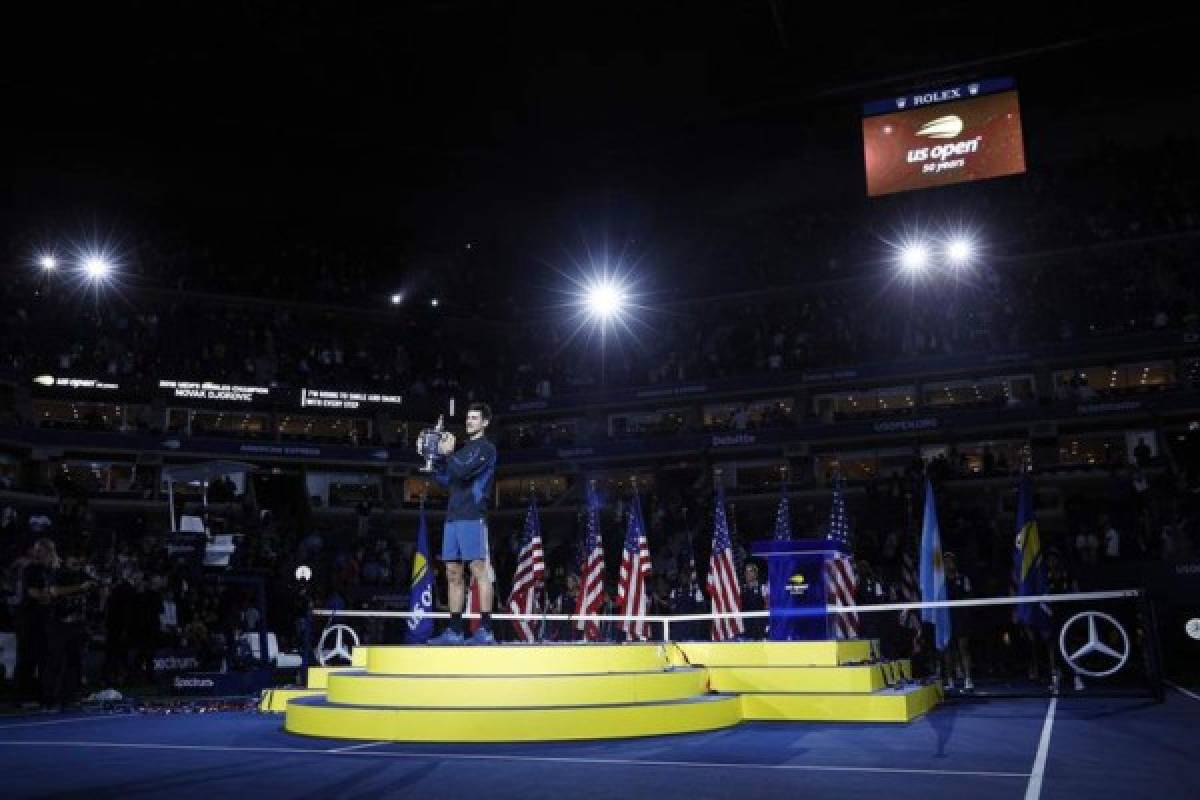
[
  {"xmin": 1073, "ymin": 674, "xmax": 1085, "ymax": 692},
  {"xmin": 963, "ymin": 677, "xmax": 974, "ymax": 691},
  {"xmin": 944, "ymin": 678, "xmax": 955, "ymax": 690}
]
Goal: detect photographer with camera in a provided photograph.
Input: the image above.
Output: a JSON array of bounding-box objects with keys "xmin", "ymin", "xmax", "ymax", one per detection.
[{"xmin": 417, "ymin": 402, "xmax": 498, "ymax": 645}]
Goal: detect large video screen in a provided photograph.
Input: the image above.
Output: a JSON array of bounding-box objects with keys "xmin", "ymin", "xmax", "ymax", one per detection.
[{"xmin": 863, "ymin": 79, "xmax": 1026, "ymax": 197}]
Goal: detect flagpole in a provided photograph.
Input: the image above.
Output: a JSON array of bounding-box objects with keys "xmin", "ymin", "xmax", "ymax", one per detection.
[
  {"xmin": 533, "ymin": 481, "xmax": 551, "ymax": 644},
  {"xmin": 682, "ymin": 499, "xmax": 694, "ymax": 601},
  {"xmin": 631, "ymin": 474, "xmax": 641, "ymax": 643},
  {"xmin": 713, "ymin": 464, "xmax": 723, "ymax": 563},
  {"xmin": 712, "ymin": 466, "xmax": 724, "ymax": 643},
  {"xmin": 632, "ymin": 474, "xmax": 639, "ymax": 639},
  {"xmin": 419, "ymin": 487, "xmax": 426, "ymax": 629},
  {"xmin": 573, "ymin": 478, "xmax": 596, "ymax": 643}
]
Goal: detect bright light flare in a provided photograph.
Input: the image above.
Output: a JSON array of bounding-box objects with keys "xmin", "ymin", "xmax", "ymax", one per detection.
[
  {"xmin": 551, "ymin": 245, "xmax": 651, "ymax": 367},
  {"xmin": 82, "ymin": 254, "xmax": 113, "ymax": 280},
  {"xmin": 585, "ymin": 279, "xmax": 626, "ymax": 319},
  {"xmin": 899, "ymin": 243, "xmax": 930, "ymax": 272},
  {"xmin": 38, "ymin": 254, "xmax": 58, "ymax": 270},
  {"xmin": 946, "ymin": 237, "xmax": 974, "ymax": 265}
]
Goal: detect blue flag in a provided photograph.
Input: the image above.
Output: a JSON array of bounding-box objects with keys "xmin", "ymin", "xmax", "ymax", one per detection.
[
  {"xmin": 1013, "ymin": 476, "xmax": 1051, "ymax": 633},
  {"xmin": 406, "ymin": 505, "xmax": 434, "ymax": 644},
  {"xmin": 918, "ymin": 479, "xmax": 952, "ymax": 651}
]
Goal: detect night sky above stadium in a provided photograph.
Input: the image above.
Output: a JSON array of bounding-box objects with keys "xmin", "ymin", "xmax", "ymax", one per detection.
[{"xmin": 6, "ymin": 2, "xmax": 1195, "ymax": 273}]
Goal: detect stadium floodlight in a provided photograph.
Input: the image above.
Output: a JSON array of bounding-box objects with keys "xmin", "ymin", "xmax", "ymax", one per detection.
[
  {"xmin": 557, "ymin": 253, "xmax": 646, "ymax": 386},
  {"xmin": 899, "ymin": 242, "xmax": 930, "ymax": 272},
  {"xmin": 295, "ymin": 565, "xmax": 313, "ymax": 582},
  {"xmin": 430, "ymin": 297, "xmax": 440, "ymax": 308},
  {"xmin": 390, "ymin": 292, "xmax": 404, "ymax": 305},
  {"xmin": 82, "ymin": 254, "xmax": 113, "ymax": 280},
  {"xmin": 946, "ymin": 237, "xmax": 974, "ymax": 266},
  {"xmin": 38, "ymin": 254, "xmax": 58, "ymax": 270},
  {"xmin": 584, "ymin": 278, "xmax": 626, "ymax": 320}
]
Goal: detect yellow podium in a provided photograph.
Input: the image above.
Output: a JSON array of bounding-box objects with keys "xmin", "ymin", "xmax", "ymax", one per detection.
[{"xmin": 273, "ymin": 641, "xmax": 940, "ymax": 742}]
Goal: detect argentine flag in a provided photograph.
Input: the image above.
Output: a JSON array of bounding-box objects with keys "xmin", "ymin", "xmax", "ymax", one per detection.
[{"xmin": 918, "ymin": 479, "xmax": 952, "ymax": 651}]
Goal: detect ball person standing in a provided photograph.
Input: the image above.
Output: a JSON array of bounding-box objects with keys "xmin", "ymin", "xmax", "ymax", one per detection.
[{"xmin": 419, "ymin": 403, "xmax": 499, "ymax": 645}]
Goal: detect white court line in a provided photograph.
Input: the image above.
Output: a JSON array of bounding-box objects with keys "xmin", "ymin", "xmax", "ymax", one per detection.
[
  {"xmin": 1024, "ymin": 697, "xmax": 1057, "ymax": 800},
  {"xmin": 328, "ymin": 741, "xmax": 387, "ymax": 753},
  {"xmin": 0, "ymin": 739, "xmax": 1029, "ymax": 778},
  {"xmin": 0, "ymin": 714, "xmax": 135, "ymax": 730},
  {"xmin": 1165, "ymin": 681, "xmax": 1200, "ymax": 702}
]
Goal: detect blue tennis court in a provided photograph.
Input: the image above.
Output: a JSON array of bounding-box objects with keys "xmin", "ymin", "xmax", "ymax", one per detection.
[{"xmin": 1, "ymin": 688, "xmax": 1197, "ymax": 799}]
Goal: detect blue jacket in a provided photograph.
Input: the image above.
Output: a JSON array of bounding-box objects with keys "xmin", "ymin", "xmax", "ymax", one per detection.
[{"xmin": 433, "ymin": 437, "xmax": 497, "ymax": 521}]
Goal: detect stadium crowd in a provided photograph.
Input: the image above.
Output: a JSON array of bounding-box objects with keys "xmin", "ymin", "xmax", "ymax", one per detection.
[{"xmin": 2, "ymin": 142, "xmax": 1198, "ymax": 420}]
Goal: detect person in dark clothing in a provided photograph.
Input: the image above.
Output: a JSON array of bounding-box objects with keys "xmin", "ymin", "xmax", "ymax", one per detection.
[
  {"xmin": 104, "ymin": 570, "xmax": 138, "ymax": 685},
  {"xmin": 46, "ymin": 550, "xmax": 95, "ymax": 707},
  {"xmin": 668, "ymin": 563, "xmax": 705, "ymax": 641},
  {"xmin": 131, "ymin": 574, "xmax": 162, "ymax": 684},
  {"xmin": 942, "ymin": 553, "xmax": 975, "ymax": 691},
  {"xmin": 421, "ymin": 403, "xmax": 499, "ymax": 646},
  {"xmin": 550, "ymin": 573, "xmax": 579, "ymax": 642},
  {"xmin": 15, "ymin": 543, "xmax": 51, "ymax": 706},
  {"xmin": 854, "ymin": 559, "xmax": 891, "ymax": 659},
  {"xmin": 23, "ymin": 539, "xmax": 94, "ymax": 708},
  {"xmin": 740, "ymin": 562, "xmax": 768, "ymax": 639}
]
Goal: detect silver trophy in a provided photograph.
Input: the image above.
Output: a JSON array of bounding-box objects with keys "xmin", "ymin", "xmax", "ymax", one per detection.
[{"xmin": 416, "ymin": 415, "xmax": 446, "ymax": 473}]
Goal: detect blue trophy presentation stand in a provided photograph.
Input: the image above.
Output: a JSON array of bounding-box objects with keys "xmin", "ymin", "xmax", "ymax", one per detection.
[{"xmin": 750, "ymin": 539, "xmax": 849, "ymax": 641}]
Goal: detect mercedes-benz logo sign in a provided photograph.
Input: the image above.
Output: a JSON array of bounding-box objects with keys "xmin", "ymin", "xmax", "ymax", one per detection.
[
  {"xmin": 1058, "ymin": 611, "xmax": 1130, "ymax": 678},
  {"xmin": 317, "ymin": 624, "xmax": 360, "ymax": 666}
]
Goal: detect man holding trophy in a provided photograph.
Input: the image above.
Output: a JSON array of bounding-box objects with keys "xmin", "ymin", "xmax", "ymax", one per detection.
[{"xmin": 417, "ymin": 402, "xmax": 498, "ymax": 645}]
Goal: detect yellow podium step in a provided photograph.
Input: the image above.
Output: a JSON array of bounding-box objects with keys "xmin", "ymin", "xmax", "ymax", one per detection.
[
  {"xmin": 305, "ymin": 667, "xmax": 363, "ymax": 689},
  {"xmin": 365, "ymin": 644, "xmax": 672, "ymax": 676},
  {"xmin": 284, "ymin": 694, "xmax": 741, "ymax": 742},
  {"xmin": 326, "ymin": 667, "xmax": 708, "ymax": 707},
  {"xmin": 707, "ymin": 663, "xmax": 905, "ymax": 693},
  {"xmin": 740, "ymin": 684, "xmax": 942, "ymax": 723},
  {"xmin": 259, "ymin": 688, "xmax": 324, "ymax": 713},
  {"xmin": 676, "ymin": 640, "xmax": 874, "ymax": 667}
]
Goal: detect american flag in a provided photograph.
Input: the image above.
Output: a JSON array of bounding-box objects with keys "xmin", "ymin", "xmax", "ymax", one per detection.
[
  {"xmin": 824, "ymin": 474, "xmax": 859, "ymax": 639},
  {"xmin": 617, "ymin": 487, "xmax": 652, "ymax": 641},
  {"xmin": 824, "ymin": 555, "xmax": 859, "ymax": 639},
  {"xmin": 728, "ymin": 499, "xmax": 742, "ymax": 574},
  {"xmin": 772, "ymin": 487, "xmax": 792, "ymax": 541},
  {"xmin": 575, "ymin": 482, "xmax": 606, "ymax": 640},
  {"xmin": 507, "ymin": 496, "xmax": 546, "ymax": 642},
  {"xmin": 706, "ymin": 484, "xmax": 744, "ymax": 640}
]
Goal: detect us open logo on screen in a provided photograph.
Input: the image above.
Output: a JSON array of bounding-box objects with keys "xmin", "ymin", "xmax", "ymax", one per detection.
[{"xmin": 863, "ymin": 88, "xmax": 1026, "ymax": 196}]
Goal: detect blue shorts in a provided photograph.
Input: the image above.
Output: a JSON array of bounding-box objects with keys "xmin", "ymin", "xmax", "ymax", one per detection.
[{"xmin": 442, "ymin": 519, "xmax": 489, "ymax": 563}]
